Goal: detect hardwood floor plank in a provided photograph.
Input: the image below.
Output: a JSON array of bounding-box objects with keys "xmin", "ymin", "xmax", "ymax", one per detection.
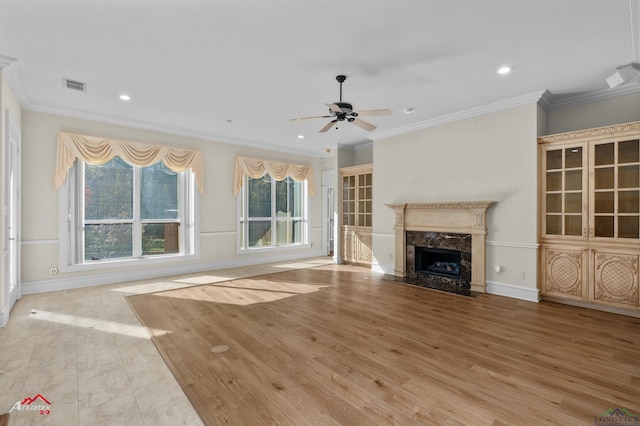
[{"xmin": 127, "ymin": 264, "xmax": 640, "ymax": 425}]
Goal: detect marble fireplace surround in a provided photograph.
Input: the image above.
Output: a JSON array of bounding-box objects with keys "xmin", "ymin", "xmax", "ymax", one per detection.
[{"xmin": 386, "ymin": 202, "xmax": 496, "ymax": 293}]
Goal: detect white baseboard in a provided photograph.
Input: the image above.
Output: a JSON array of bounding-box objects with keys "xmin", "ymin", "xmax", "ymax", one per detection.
[
  {"xmin": 486, "ymin": 280, "xmax": 540, "ymax": 302},
  {"xmin": 371, "ymin": 263, "xmax": 395, "ymax": 275},
  {"xmin": 0, "ymin": 307, "xmax": 9, "ymax": 328},
  {"xmin": 22, "ymin": 249, "xmax": 323, "ymax": 295},
  {"xmin": 371, "ymin": 264, "xmax": 539, "ymax": 302}
]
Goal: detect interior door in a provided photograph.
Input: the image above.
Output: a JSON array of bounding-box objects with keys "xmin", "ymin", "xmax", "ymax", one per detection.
[{"xmin": 5, "ymin": 110, "xmax": 21, "ymax": 316}]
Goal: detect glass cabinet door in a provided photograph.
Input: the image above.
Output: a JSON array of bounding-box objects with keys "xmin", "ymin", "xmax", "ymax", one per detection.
[
  {"xmin": 358, "ymin": 172, "xmax": 373, "ymax": 227},
  {"xmin": 342, "ymin": 175, "xmax": 356, "ymax": 226},
  {"xmin": 543, "ymin": 144, "xmax": 587, "ymax": 238},
  {"xmin": 591, "ymin": 138, "xmax": 640, "ymax": 239}
]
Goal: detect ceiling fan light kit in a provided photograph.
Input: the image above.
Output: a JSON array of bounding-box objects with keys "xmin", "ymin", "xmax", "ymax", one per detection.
[{"xmin": 291, "ymin": 75, "xmax": 390, "ymax": 133}]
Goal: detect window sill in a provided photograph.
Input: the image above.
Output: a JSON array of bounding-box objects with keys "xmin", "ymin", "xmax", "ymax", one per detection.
[
  {"xmin": 238, "ymin": 243, "xmax": 311, "ymax": 255},
  {"xmin": 60, "ymin": 252, "xmax": 198, "ymax": 273}
]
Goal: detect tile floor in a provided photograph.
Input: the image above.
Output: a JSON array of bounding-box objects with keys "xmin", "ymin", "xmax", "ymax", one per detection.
[{"xmin": 0, "ymin": 257, "xmax": 333, "ymax": 425}]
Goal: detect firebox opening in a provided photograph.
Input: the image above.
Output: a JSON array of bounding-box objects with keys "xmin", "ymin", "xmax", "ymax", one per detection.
[{"xmin": 415, "ymin": 246, "xmax": 462, "ymax": 279}]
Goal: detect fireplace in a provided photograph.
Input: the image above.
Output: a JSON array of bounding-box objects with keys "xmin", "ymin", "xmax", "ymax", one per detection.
[
  {"xmin": 406, "ymin": 230, "xmax": 472, "ymax": 295},
  {"xmin": 416, "ymin": 247, "xmax": 461, "ymax": 279},
  {"xmin": 386, "ymin": 201, "xmax": 495, "ymax": 294}
]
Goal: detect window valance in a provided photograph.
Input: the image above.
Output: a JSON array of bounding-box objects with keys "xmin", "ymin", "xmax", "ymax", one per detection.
[
  {"xmin": 234, "ymin": 156, "xmax": 314, "ymax": 197},
  {"xmin": 55, "ymin": 132, "xmax": 204, "ymax": 194}
]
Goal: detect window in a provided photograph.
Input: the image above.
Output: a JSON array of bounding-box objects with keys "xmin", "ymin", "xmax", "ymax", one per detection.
[
  {"xmin": 240, "ymin": 174, "xmax": 308, "ymax": 249},
  {"xmin": 62, "ymin": 156, "xmax": 196, "ymax": 268}
]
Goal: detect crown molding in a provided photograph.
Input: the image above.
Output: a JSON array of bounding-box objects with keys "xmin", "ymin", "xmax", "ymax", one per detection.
[
  {"xmin": 353, "ymin": 141, "xmax": 373, "ymax": 151},
  {"xmin": 22, "ymin": 101, "xmax": 322, "ymax": 158},
  {"xmin": 371, "ymin": 82, "xmax": 640, "ymax": 143},
  {"xmin": 537, "ymin": 90, "xmax": 554, "ymax": 110},
  {"xmin": 3, "ymin": 66, "xmax": 323, "ymax": 158},
  {"xmin": 545, "ymin": 81, "xmax": 640, "ymax": 110},
  {"xmin": 369, "ymin": 90, "xmax": 547, "ymax": 141},
  {"xmin": 0, "ymin": 54, "xmax": 17, "ymax": 69},
  {"xmin": 336, "ymin": 143, "xmax": 355, "ymax": 152},
  {"xmin": 338, "ymin": 163, "xmax": 373, "ymax": 174},
  {"xmin": 538, "ymin": 120, "xmax": 640, "ymax": 144},
  {"xmin": 3, "ymin": 65, "xmax": 34, "ymax": 108}
]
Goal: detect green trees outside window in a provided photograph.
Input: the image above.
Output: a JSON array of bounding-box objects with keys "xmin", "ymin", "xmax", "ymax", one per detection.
[
  {"xmin": 241, "ymin": 174, "xmax": 307, "ymax": 249},
  {"xmin": 83, "ymin": 157, "xmax": 182, "ymax": 261}
]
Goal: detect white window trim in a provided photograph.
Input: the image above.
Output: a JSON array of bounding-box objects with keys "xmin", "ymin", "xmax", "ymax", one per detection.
[
  {"xmin": 238, "ymin": 174, "xmax": 310, "ymax": 252},
  {"xmin": 59, "ymin": 160, "xmax": 199, "ymax": 273}
]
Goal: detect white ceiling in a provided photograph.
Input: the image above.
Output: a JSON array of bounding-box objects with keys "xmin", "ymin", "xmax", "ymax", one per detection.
[{"xmin": 1, "ymin": 0, "xmax": 639, "ymax": 157}]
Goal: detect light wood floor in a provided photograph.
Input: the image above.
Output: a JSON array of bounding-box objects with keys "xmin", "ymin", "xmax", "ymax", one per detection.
[{"xmin": 128, "ymin": 264, "xmax": 640, "ymax": 425}]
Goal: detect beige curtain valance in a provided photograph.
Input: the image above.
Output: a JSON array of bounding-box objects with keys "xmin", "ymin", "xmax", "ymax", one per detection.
[
  {"xmin": 234, "ymin": 156, "xmax": 314, "ymax": 197},
  {"xmin": 55, "ymin": 132, "xmax": 204, "ymax": 194}
]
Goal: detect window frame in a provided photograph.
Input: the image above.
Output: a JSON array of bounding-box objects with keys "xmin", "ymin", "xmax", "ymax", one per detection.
[
  {"xmin": 238, "ymin": 174, "xmax": 309, "ymax": 251},
  {"xmin": 59, "ymin": 158, "xmax": 198, "ymax": 272}
]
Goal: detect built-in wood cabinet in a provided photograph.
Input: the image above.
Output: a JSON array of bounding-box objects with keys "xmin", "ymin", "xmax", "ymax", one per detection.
[
  {"xmin": 340, "ymin": 164, "xmax": 373, "ymax": 265},
  {"xmin": 539, "ymin": 122, "xmax": 640, "ymax": 314}
]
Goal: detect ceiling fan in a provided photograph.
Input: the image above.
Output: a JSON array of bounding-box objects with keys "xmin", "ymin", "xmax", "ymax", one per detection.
[{"xmin": 291, "ymin": 75, "xmax": 390, "ymax": 133}]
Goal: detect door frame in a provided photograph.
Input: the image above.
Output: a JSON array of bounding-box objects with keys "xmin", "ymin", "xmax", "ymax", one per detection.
[
  {"xmin": 3, "ymin": 109, "xmax": 21, "ymax": 326},
  {"xmin": 321, "ymin": 186, "xmax": 335, "ymax": 257},
  {"xmin": 320, "ymin": 169, "xmax": 336, "ymax": 260}
]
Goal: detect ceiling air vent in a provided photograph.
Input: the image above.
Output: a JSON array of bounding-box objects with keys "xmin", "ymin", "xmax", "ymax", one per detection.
[{"xmin": 62, "ymin": 78, "xmax": 87, "ymax": 92}]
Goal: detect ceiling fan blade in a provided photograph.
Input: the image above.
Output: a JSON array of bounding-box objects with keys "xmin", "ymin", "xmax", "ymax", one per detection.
[
  {"xmin": 326, "ymin": 103, "xmax": 343, "ymax": 114},
  {"xmin": 290, "ymin": 115, "xmax": 332, "ymax": 121},
  {"xmin": 355, "ymin": 109, "xmax": 391, "ymax": 117},
  {"xmin": 319, "ymin": 120, "xmax": 337, "ymax": 133},
  {"xmin": 352, "ymin": 118, "xmax": 376, "ymax": 132}
]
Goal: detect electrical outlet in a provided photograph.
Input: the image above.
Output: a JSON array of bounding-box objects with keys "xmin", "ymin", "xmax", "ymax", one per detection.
[{"xmin": 520, "ymin": 272, "xmax": 526, "ymax": 279}]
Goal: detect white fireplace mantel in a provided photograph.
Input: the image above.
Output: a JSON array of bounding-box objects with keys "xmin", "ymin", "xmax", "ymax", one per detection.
[{"xmin": 386, "ymin": 201, "xmax": 496, "ymax": 293}]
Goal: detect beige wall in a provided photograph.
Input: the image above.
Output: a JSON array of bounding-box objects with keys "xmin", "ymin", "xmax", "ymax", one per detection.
[
  {"xmin": 20, "ymin": 111, "xmax": 322, "ymax": 291},
  {"xmin": 372, "ymin": 104, "xmax": 540, "ymax": 296},
  {"xmin": 335, "ymin": 143, "xmax": 373, "ymax": 168},
  {"xmin": 370, "ymin": 92, "xmax": 640, "ymax": 299},
  {"xmin": 353, "ymin": 144, "xmax": 373, "ymax": 165},
  {"xmin": 1, "ymin": 70, "xmax": 22, "ymax": 322},
  {"xmin": 10, "ymin": 81, "xmax": 640, "ymax": 302}
]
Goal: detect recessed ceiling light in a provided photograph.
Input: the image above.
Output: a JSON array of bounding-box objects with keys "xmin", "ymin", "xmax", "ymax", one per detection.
[
  {"xmin": 298, "ymin": 134, "xmax": 304, "ymax": 139},
  {"xmin": 119, "ymin": 94, "xmax": 130, "ymax": 101},
  {"xmin": 497, "ymin": 66, "xmax": 513, "ymax": 75},
  {"xmin": 403, "ymin": 107, "xmax": 415, "ymax": 114}
]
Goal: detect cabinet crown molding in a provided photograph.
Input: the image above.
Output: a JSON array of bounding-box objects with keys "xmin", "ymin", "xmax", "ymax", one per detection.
[
  {"xmin": 538, "ymin": 120, "xmax": 640, "ymax": 144},
  {"xmin": 339, "ymin": 163, "xmax": 373, "ymax": 174}
]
